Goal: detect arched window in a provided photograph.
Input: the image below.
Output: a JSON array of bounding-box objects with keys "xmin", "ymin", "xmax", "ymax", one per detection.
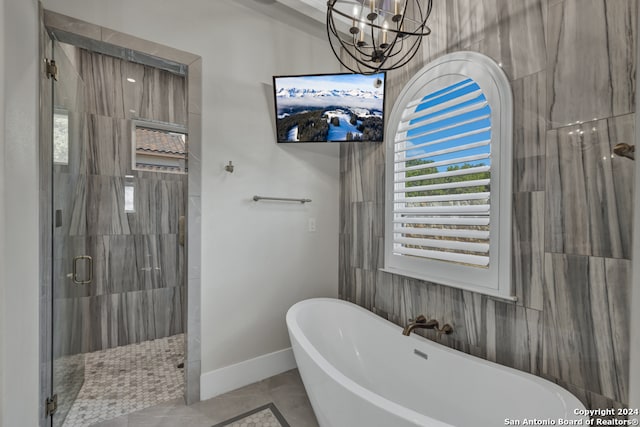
[{"xmin": 384, "ymin": 51, "xmax": 514, "ymax": 300}]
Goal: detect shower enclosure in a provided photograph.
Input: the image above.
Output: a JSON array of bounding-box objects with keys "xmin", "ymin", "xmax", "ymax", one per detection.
[{"xmin": 41, "ymin": 19, "xmax": 193, "ymax": 426}]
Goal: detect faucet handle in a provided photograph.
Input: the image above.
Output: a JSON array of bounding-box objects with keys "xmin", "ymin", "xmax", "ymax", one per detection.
[
  {"xmin": 436, "ymin": 323, "xmax": 453, "ymax": 338},
  {"xmin": 410, "ymin": 314, "xmax": 427, "ymax": 324}
]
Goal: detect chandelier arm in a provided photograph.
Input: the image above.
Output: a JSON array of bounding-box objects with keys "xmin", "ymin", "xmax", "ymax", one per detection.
[
  {"xmin": 333, "ymin": 33, "xmax": 380, "ymax": 73},
  {"xmin": 369, "ymin": 18, "xmax": 378, "ymax": 52},
  {"xmin": 377, "ymin": 22, "xmax": 411, "ymax": 64},
  {"xmin": 326, "ymin": 9, "xmax": 361, "ymax": 73},
  {"xmin": 392, "ymin": 33, "xmax": 421, "ymax": 63},
  {"xmin": 373, "ymin": 32, "xmax": 404, "ymax": 70},
  {"xmin": 327, "ymin": 11, "xmax": 379, "ymax": 65},
  {"xmin": 383, "ymin": 37, "xmax": 424, "ymax": 71},
  {"xmin": 381, "ymin": 28, "xmax": 407, "ymax": 58},
  {"xmin": 376, "ymin": 30, "xmax": 420, "ymax": 71},
  {"xmin": 395, "ymin": 0, "xmax": 432, "ymax": 37}
]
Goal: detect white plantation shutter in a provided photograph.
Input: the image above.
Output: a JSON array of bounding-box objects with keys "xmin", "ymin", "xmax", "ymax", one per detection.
[
  {"xmin": 393, "ymin": 77, "xmax": 491, "ymax": 267},
  {"xmin": 384, "ymin": 52, "xmax": 514, "ymax": 300}
]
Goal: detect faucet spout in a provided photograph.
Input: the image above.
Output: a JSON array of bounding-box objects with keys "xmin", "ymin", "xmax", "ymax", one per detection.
[{"xmin": 402, "ymin": 315, "xmax": 439, "ymax": 336}]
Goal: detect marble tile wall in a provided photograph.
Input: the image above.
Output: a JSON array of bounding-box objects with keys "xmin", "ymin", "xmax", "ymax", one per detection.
[
  {"xmin": 53, "ymin": 45, "xmax": 188, "ymax": 355},
  {"xmin": 339, "ymin": 0, "xmax": 636, "ymax": 412},
  {"xmin": 53, "ymin": 287, "xmax": 185, "ymax": 355}
]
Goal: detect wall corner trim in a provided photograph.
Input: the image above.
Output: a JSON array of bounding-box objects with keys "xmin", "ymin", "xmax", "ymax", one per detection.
[{"xmin": 200, "ymin": 348, "xmax": 296, "ymax": 401}]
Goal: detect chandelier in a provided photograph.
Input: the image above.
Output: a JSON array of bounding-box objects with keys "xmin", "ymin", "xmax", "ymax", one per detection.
[{"xmin": 326, "ymin": 0, "xmax": 433, "ymax": 74}]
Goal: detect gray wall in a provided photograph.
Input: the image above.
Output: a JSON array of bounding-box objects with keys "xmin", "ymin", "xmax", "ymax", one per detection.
[
  {"xmin": 340, "ymin": 0, "xmax": 635, "ymax": 411},
  {"xmin": 0, "ymin": 0, "xmax": 6, "ymax": 423},
  {"xmin": 53, "ymin": 46, "xmax": 187, "ymax": 356},
  {"xmin": 1, "ymin": 0, "xmax": 40, "ymax": 425}
]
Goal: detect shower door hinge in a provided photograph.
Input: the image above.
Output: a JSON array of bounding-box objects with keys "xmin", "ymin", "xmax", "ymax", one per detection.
[
  {"xmin": 45, "ymin": 394, "xmax": 58, "ymax": 417},
  {"xmin": 45, "ymin": 58, "xmax": 58, "ymax": 81}
]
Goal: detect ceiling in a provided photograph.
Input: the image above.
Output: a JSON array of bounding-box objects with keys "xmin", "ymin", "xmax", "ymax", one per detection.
[
  {"xmin": 255, "ymin": 0, "xmax": 327, "ymax": 23},
  {"xmin": 235, "ymin": 0, "xmax": 330, "ymax": 39},
  {"xmin": 274, "ymin": 0, "xmax": 328, "ymax": 22}
]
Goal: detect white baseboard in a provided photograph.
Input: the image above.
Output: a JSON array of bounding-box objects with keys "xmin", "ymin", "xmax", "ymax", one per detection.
[{"xmin": 200, "ymin": 347, "xmax": 297, "ymax": 401}]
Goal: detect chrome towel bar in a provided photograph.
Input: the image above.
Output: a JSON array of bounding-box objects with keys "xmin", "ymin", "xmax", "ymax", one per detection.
[{"xmin": 253, "ymin": 195, "xmax": 312, "ymax": 204}]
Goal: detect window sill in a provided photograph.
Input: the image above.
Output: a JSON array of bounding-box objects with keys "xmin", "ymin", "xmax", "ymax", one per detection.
[{"xmin": 378, "ymin": 266, "xmax": 518, "ymax": 303}]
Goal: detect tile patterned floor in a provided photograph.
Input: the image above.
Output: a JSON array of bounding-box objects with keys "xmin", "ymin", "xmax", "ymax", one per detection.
[
  {"xmin": 63, "ymin": 334, "xmax": 185, "ymax": 427},
  {"xmin": 212, "ymin": 403, "xmax": 290, "ymax": 427},
  {"xmin": 91, "ymin": 369, "xmax": 319, "ymax": 427},
  {"xmin": 53, "ymin": 353, "xmax": 86, "ymax": 426}
]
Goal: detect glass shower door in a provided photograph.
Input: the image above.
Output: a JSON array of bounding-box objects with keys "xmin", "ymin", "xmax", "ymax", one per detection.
[{"xmin": 50, "ymin": 40, "xmax": 89, "ymax": 427}]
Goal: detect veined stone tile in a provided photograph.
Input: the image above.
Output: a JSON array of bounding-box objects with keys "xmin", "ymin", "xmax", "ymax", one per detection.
[
  {"xmin": 589, "ymin": 257, "xmax": 631, "ymax": 402},
  {"xmin": 350, "ymin": 202, "xmax": 382, "ymax": 271},
  {"xmin": 513, "ymin": 191, "xmax": 544, "ymax": 311},
  {"xmin": 493, "ymin": 301, "xmax": 543, "ymax": 375},
  {"xmin": 545, "ymin": 115, "xmax": 635, "ymax": 259},
  {"xmin": 52, "ymin": 295, "xmax": 90, "ymax": 357},
  {"xmin": 85, "ymin": 114, "xmax": 130, "ymax": 177},
  {"xmin": 353, "ymin": 268, "xmax": 376, "ymax": 310},
  {"xmin": 513, "ymin": 71, "xmax": 547, "ymax": 192},
  {"xmin": 86, "ymin": 176, "xmax": 131, "ymax": 236},
  {"xmin": 122, "ymin": 60, "xmax": 187, "ymax": 125},
  {"xmin": 339, "ymin": 172, "xmax": 351, "ymax": 235},
  {"xmin": 77, "ymin": 46, "xmax": 188, "ymax": 124},
  {"xmin": 53, "ymin": 287, "xmax": 186, "ymax": 355},
  {"xmin": 548, "ymin": 0, "xmax": 636, "ymax": 127},
  {"xmin": 478, "ymin": 0, "xmax": 546, "ymax": 80},
  {"xmin": 542, "ymin": 253, "xmax": 630, "ymax": 403},
  {"xmin": 87, "ymin": 234, "xmax": 183, "ymax": 296},
  {"xmin": 79, "ymin": 49, "xmax": 127, "ymax": 119},
  {"xmin": 421, "ymin": 0, "xmax": 449, "ymax": 63},
  {"xmin": 340, "ymin": 142, "xmax": 384, "ymax": 203},
  {"xmin": 446, "ymin": 0, "xmax": 486, "ymax": 51}
]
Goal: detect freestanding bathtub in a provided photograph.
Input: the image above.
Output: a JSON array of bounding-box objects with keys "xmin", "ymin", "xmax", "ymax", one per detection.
[{"xmin": 286, "ymin": 298, "xmax": 587, "ymax": 427}]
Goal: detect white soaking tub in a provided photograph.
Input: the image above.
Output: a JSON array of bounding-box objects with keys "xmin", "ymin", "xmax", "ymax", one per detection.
[{"xmin": 286, "ymin": 298, "xmax": 587, "ymax": 427}]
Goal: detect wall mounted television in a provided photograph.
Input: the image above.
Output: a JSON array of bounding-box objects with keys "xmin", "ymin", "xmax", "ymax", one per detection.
[{"xmin": 273, "ymin": 72, "xmax": 386, "ymax": 143}]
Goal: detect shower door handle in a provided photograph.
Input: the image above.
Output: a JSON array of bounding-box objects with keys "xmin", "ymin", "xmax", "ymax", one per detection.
[{"xmin": 72, "ymin": 255, "xmax": 93, "ymax": 285}]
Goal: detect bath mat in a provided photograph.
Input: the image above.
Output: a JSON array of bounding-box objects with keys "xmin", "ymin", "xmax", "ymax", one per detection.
[{"xmin": 211, "ymin": 403, "xmax": 290, "ymax": 427}]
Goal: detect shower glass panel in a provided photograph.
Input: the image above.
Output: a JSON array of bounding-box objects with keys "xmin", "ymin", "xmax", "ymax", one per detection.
[
  {"xmin": 48, "ymin": 36, "xmax": 188, "ymax": 426},
  {"xmin": 51, "ymin": 40, "xmax": 89, "ymax": 427}
]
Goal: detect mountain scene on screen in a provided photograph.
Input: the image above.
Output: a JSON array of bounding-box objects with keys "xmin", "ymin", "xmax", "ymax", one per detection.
[{"xmin": 275, "ymin": 74, "xmax": 384, "ymax": 142}]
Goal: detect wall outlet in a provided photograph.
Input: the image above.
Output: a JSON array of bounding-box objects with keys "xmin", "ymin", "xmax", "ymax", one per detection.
[{"xmin": 308, "ymin": 217, "xmax": 317, "ymax": 232}]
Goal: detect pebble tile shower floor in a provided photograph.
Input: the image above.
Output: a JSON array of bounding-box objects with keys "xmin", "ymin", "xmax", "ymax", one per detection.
[{"xmin": 63, "ymin": 334, "xmax": 185, "ymax": 427}]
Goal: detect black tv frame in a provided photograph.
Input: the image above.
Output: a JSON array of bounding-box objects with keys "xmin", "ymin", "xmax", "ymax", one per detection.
[{"xmin": 272, "ymin": 72, "xmax": 386, "ymax": 144}]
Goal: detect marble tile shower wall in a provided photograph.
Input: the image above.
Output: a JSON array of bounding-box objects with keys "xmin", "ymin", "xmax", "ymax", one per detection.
[
  {"xmin": 54, "ymin": 47, "xmax": 187, "ymax": 356},
  {"xmin": 339, "ymin": 0, "xmax": 636, "ymax": 411}
]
